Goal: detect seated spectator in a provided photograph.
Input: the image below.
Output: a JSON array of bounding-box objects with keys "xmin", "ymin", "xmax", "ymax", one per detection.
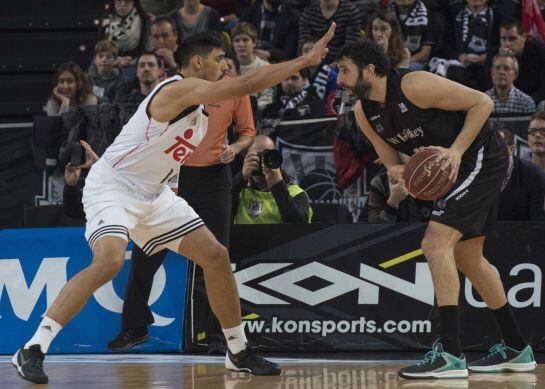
[
  {"xmin": 151, "ymin": 17, "xmax": 180, "ymax": 77},
  {"xmin": 118, "ymin": 52, "xmax": 161, "ymax": 123},
  {"xmin": 390, "ymin": 0, "xmax": 438, "ymax": 70},
  {"xmin": 300, "ymin": 37, "xmax": 339, "ymax": 105},
  {"xmin": 172, "ymin": 0, "xmax": 222, "ymax": 45},
  {"xmin": 231, "ymin": 22, "xmax": 274, "ymax": 111},
  {"xmin": 485, "ymin": 54, "xmax": 536, "ymax": 114},
  {"xmin": 87, "ymin": 40, "xmax": 130, "ymax": 104},
  {"xmin": 232, "ymin": 135, "xmax": 312, "ymax": 223},
  {"xmin": 98, "ymin": 0, "xmax": 151, "ymax": 67},
  {"xmin": 239, "ymin": 0, "xmax": 300, "ymax": 62},
  {"xmin": 261, "ymin": 69, "xmax": 326, "ymax": 134},
  {"xmin": 225, "ymin": 51, "xmax": 241, "ymax": 77},
  {"xmin": 487, "ymin": 18, "xmax": 545, "ymax": 105},
  {"xmin": 63, "ymin": 140, "xmax": 100, "ymax": 219},
  {"xmin": 298, "ymin": 0, "xmax": 361, "ymax": 64},
  {"xmin": 364, "ymin": 170, "xmax": 433, "ymax": 223},
  {"xmin": 497, "ymin": 127, "xmax": 545, "ymax": 221},
  {"xmin": 528, "ymin": 111, "xmax": 545, "ymax": 173},
  {"xmin": 367, "ymin": 10, "xmax": 410, "ymax": 68},
  {"xmin": 46, "ymin": 62, "xmax": 98, "ymax": 116},
  {"xmin": 443, "ymin": 0, "xmax": 495, "ymax": 90}
]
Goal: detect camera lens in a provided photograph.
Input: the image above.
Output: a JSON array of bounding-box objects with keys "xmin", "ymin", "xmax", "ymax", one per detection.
[{"xmin": 262, "ymin": 149, "xmax": 283, "ymax": 169}]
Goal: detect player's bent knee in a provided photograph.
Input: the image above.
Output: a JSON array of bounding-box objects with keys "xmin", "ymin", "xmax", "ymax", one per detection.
[
  {"xmin": 201, "ymin": 244, "xmax": 230, "ymax": 272},
  {"xmin": 90, "ymin": 254, "xmax": 125, "ymax": 284}
]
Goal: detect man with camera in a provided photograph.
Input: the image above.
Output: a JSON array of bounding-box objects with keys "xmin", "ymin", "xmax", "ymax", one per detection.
[{"xmin": 233, "ymin": 135, "xmax": 312, "ymax": 223}]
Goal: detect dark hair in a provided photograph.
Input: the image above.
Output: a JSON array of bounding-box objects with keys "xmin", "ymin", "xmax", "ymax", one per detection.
[
  {"xmin": 151, "ymin": 16, "xmax": 178, "ymax": 33},
  {"xmin": 176, "ymin": 30, "xmax": 226, "ymax": 68},
  {"xmin": 500, "ymin": 18, "xmax": 524, "ymax": 35},
  {"xmin": 298, "ymin": 68, "xmax": 310, "ymax": 79},
  {"xmin": 530, "ymin": 111, "xmax": 545, "ymax": 123},
  {"xmin": 225, "ymin": 51, "xmax": 240, "ymax": 74},
  {"xmin": 366, "ymin": 11, "xmax": 406, "ymax": 68},
  {"xmin": 50, "ymin": 61, "xmax": 94, "ymax": 105},
  {"xmin": 337, "ymin": 39, "xmax": 390, "ymax": 76},
  {"xmin": 297, "ymin": 36, "xmax": 320, "ymax": 56},
  {"xmin": 136, "ymin": 51, "xmax": 161, "ymax": 67}
]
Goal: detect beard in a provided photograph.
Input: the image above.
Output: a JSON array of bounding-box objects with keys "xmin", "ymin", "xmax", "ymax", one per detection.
[{"xmin": 349, "ymin": 74, "xmax": 371, "ymax": 100}]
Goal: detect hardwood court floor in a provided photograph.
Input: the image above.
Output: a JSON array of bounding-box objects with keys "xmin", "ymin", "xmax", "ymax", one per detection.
[{"xmin": 0, "ymin": 354, "xmax": 542, "ymax": 388}]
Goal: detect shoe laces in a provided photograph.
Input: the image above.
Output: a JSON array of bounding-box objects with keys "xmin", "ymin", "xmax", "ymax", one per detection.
[
  {"xmin": 487, "ymin": 342, "xmax": 507, "ymax": 359},
  {"xmin": 417, "ymin": 349, "xmax": 442, "ymax": 366},
  {"xmin": 27, "ymin": 348, "xmax": 45, "ymax": 369}
]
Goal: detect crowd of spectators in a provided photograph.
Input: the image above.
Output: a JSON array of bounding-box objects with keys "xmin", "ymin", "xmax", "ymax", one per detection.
[{"xmin": 42, "ymin": 0, "xmax": 545, "ymax": 224}]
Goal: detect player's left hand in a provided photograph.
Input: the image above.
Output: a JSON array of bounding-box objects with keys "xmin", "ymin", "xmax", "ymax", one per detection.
[
  {"xmin": 220, "ymin": 144, "xmax": 238, "ymax": 164},
  {"xmin": 423, "ymin": 145, "xmax": 462, "ymax": 183}
]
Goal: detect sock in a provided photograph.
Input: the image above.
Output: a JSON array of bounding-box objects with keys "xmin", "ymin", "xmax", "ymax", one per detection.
[
  {"xmin": 222, "ymin": 323, "xmax": 248, "ymax": 354},
  {"xmin": 25, "ymin": 316, "xmax": 63, "ymax": 353},
  {"xmin": 439, "ymin": 305, "xmax": 461, "ymax": 356},
  {"xmin": 492, "ymin": 303, "xmax": 526, "ymax": 350}
]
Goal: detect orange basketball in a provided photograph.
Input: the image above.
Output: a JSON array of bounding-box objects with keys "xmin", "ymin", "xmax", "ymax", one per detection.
[{"xmin": 403, "ymin": 149, "xmax": 453, "ymax": 201}]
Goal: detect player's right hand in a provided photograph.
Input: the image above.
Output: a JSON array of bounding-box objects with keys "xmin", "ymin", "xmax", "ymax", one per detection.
[{"xmin": 303, "ymin": 22, "xmax": 336, "ymax": 66}]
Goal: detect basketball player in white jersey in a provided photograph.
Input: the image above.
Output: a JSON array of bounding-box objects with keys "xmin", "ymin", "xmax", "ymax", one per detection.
[{"xmin": 12, "ymin": 25, "xmax": 336, "ymax": 384}]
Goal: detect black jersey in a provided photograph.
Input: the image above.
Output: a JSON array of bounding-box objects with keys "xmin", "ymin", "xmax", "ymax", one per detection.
[{"xmin": 361, "ymin": 68, "xmax": 490, "ymax": 158}]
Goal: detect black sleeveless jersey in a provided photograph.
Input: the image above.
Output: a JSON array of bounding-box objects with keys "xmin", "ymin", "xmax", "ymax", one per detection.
[{"xmin": 361, "ymin": 69, "xmax": 490, "ymax": 158}]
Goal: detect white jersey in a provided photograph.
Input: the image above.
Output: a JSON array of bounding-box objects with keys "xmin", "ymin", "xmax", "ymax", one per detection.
[{"xmin": 100, "ymin": 75, "xmax": 208, "ymax": 195}]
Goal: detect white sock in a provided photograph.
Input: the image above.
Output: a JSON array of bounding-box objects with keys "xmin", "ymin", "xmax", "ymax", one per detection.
[
  {"xmin": 25, "ymin": 316, "xmax": 63, "ymax": 353},
  {"xmin": 222, "ymin": 323, "xmax": 248, "ymax": 354}
]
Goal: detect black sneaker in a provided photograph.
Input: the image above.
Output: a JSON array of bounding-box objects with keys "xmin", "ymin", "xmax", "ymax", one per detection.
[
  {"xmin": 468, "ymin": 340, "xmax": 536, "ymax": 373},
  {"xmin": 208, "ymin": 335, "xmax": 227, "ymax": 355},
  {"xmin": 11, "ymin": 345, "xmax": 48, "ymax": 384},
  {"xmin": 399, "ymin": 340, "xmax": 468, "ymax": 379},
  {"xmin": 107, "ymin": 327, "xmax": 149, "ymax": 351},
  {"xmin": 225, "ymin": 344, "xmax": 281, "ymax": 376}
]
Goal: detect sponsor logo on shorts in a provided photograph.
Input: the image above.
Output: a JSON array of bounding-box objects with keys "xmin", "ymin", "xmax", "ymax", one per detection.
[
  {"xmin": 455, "ymin": 189, "xmax": 469, "ymax": 201},
  {"xmin": 436, "ymin": 199, "xmax": 447, "ymax": 209},
  {"xmin": 432, "ymin": 210, "xmax": 444, "ymax": 216}
]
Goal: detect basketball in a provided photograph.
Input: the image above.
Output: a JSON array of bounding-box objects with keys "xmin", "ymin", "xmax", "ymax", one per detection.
[{"xmin": 403, "ymin": 149, "xmax": 453, "ymax": 201}]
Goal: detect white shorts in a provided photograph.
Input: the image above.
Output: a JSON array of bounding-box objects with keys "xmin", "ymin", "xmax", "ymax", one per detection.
[{"xmin": 82, "ymin": 159, "xmax": 204, "ymax": 256}]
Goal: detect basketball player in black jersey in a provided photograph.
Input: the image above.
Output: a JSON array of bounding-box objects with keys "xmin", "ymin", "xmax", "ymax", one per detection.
[{"xmin": 337, "ymin": 40, "xmax": 536, "ymax": 379}]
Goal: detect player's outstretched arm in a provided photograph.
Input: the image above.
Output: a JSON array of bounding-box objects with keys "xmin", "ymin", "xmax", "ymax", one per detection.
[{"xmin": 151, "ymin": 23, "xmax": 335, "ymax": 123}]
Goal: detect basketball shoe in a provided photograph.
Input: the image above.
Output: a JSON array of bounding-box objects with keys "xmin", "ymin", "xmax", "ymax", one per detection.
[
  {"xmin": 399, "ymin": 340, "xmax": 468, "ymax": 379},
  {"xmin": 225, "ymin": 343, "xmax": 281, "ymax": 375},
  {"xmin": 107, "ymin": 326, "xmax": 149, "ymax": 351},
  {"xmin": 468, "ymin": 341, "xmax": 536, "ymax": 373},
  {"xmin": 12, "ymin": 345, "xmax": 48, "ymax": 384}
]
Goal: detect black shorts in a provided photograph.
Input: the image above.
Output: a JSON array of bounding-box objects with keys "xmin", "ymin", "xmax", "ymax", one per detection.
[{"xmin": 430, "ymin": 130, "xmax": 508, "ymax": 239}]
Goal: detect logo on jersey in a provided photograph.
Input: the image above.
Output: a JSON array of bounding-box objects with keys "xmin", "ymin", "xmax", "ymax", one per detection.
[
  {"xmin": 398, "ymin": 103, "xmax": 408, "ymax": 113},
  {"xmin": 375, "ymin": 123, "xmax": 384, "ymax": 133},
  {"xmin": 164, "ymin": 129, "xmax": 196, "ymax": 163},
  {"xmin": 387, "ymin": 127, "xmax": 424, "ymax": 145}
]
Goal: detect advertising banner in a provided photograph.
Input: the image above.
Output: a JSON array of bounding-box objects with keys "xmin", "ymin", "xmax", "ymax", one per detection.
[
  {"xmin": 186, "ymin": 223, "xmax": 545, "ymax": 352},
  {"xmin": 0, "ymin": 228, "xmax": 188, "ymax": 354}
]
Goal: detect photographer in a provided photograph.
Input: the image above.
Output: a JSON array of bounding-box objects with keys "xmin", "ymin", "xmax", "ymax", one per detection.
[
  {"xmin": 63, "ymin": 140, "xmax": 100, "ymax": 219},
  {"xmin": 233, "ymin": 135, "xmax": 312, "ymax": 223}
]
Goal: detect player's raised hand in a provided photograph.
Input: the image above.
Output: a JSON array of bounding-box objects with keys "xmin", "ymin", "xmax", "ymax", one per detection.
[{"xmin": 303, "ymin": 22, "xmax": 336, "ymax": 66}]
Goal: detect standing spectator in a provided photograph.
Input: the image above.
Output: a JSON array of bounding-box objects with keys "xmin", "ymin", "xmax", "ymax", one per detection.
[
  {"xmin": 300, "ymin": 36, "xmax": 339, "ymax": 105},
  {"xmin": 487, "ymin": 18, "xmax": 545, "ymax": 105},
  {"xmin": 231, "ymin": 22, "xmax": 274, "ymax": 111},
  {"xmin": 364, "ymin": 170, "xmax": 433, "ymax": 223},
  {"xmin": 298, "ymin": 0, "xmax": 361, "ymax": 64},
  {"xmin": 443, "ymin": 0, "xmax": 495, "ymax": 90},
  {"xmin": 390, "ymin": 0, "xmax": 438, "ymax": 70},
  {"xmin": 46, "ymin": 62, "xmax": 98, "ymax": 116},
  {"xmin": 528, "ymin": 111, "xmax": 545, "ymax": 173},
  {"xmin": 239, "ymin": 0, "xmax": 300, "ymax": 62},
  {"xmin": 367, "ymin": 10, "xmax": 410, "ymax": 68},
  {"xmin": 261, "ymin": 69, "xmax": 326, "ymax": 134},
  {"xmin": 98, "ymin": 0, "xmax": 151, "ymax": 65},
  {"xmin": 87, "ymin": 40, "xmax": 130, "ymax": 104},
  {"xmin": 173, "ymin": 0, "xmax": 222, "ymax": 44},
  {"xmin": 118, "ymin": 52, "xmax": 161, "ymax": 123},
  {"xmin": 497, "ymin": 127, "xmax": 545, "ymax": 221},
  {"xmin": 485, "ymin": 54, "xmax": 536, "ymax": 114},
  {"xmin": 151, "ymin": 17, "xmax": 180, "ymax": 77}
]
